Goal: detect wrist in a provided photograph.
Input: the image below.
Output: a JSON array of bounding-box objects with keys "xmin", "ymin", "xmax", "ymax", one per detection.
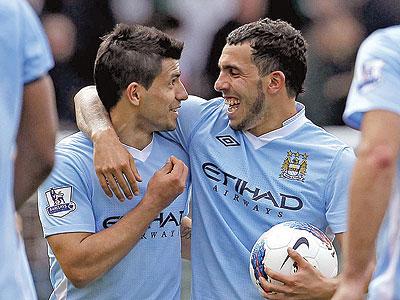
[
  {"xmin": 139, "ymin": 194, "xmax": 165, "ymax": 217},
  {"xmin": 319, "ymin": 275, "xmax": 339, "ymax": 300},
  {"xmin": 92, "ymin": 127, "xmax": 119, "ymax": 144}
]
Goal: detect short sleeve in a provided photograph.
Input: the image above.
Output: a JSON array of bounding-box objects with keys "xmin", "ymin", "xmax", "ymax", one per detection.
[
  {"xmin": 324, "ymin": 147, "xmax": 356, "ymax": 233},
  {"xmin": 19, "ymin": 0, "xmax": 54, "ymax": 84},
  {"xmin": 38, "ymin": 152, "xmax": 95, "ymax": 238},
  {"xmin": 344, "ymin": 28, "xmax": 400, "ymax": 129}
]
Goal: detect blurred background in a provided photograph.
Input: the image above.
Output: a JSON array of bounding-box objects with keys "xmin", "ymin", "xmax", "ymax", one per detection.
[{"xmin": 20, "ymin": 0, "xmax": 399, "ymax": 298}]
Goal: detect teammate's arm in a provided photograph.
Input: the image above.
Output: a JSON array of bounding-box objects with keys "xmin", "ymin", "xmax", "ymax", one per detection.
[
  {"xmin": 74, "ymin": 85, "xmax": 141, "ymax": 200},
  {"xmin": 180, "ymin": 216, "xmax": 191, "ymax": 260},
  {"xmin": 333, "ymin": 110, "xmax": 400, "ymax": 300},
  {"xmin": 14, "ymin": 75, "xmax": 57, "ymax": 209},
  {"xmin": 47, "ymin": 156, "xmax": 188, "ymax": 288}
]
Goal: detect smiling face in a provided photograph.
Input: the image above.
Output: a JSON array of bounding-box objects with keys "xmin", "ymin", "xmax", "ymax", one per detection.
[
  {"xmin": 139, "ymin": 58, "xmax": 188, "ymax": 132},
  {"xmin": 215, "ymin": 43, "xmax": 269, "ymax": 133}
]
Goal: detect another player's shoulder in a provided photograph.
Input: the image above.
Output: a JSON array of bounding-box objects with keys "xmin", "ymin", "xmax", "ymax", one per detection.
[{"xmin": 359, "ymin": 26, "xmax": 400, "ymax": 57}]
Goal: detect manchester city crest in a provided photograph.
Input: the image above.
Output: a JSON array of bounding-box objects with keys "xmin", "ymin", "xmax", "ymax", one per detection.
[
  {"xmin": 45, "ymin": 186, "xmax": 76, "ymax": 218},
  {"xmin": 279, "ymin": 150, "xmax": 308, "ymax": 182}
]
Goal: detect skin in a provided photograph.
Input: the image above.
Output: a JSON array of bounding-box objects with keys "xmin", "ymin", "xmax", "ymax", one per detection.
[
  {"xmin": 215, "ymin": 43, "xmax": 297, "ymax": 136},
  {"xmin": 332, "ymin": 110, "xmax": 400, "ymax": 300},
  {"xmin": 74, "ymin": 42, "xmax": 345, "ymax": 299},
  {"xmin": 14, "ymin": 75, "xmax": 57, "ymax": 209},
  {"xmin": 49, "ymin": 58, "xmax": 190, "ymax": 287}
]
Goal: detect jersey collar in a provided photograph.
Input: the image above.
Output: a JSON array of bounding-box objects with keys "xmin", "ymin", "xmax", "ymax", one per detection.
[
  {"xmin": 122, "ymin": 134, "xmax": 154, "ymax": 162},
  {"xmin": 243, "ymin": 102, "xmax": 308, "ymax": 149}
]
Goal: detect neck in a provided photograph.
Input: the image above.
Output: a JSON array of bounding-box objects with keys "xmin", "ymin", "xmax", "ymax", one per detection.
[
  {"xmin": 248, "ymin": 97, "xmax": 297, "ymax": 137},
  {"xmin": 110, "ymin": 99, "xmax": 153, "ymax": 150}
]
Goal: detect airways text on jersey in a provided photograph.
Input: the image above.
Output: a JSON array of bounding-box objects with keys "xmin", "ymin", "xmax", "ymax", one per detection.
[{"xmin": 202, "ymin": 162, "xmax": 303, "ymax": 218}]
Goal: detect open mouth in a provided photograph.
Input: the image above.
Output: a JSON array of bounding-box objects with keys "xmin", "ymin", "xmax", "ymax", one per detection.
[
  {"xmin": 224, "ymin": 97, "xmax": 240, "ymax": 113},
  {"xmin": 170, "ymin": 106, "xmax": 181, "ymax": 113}
]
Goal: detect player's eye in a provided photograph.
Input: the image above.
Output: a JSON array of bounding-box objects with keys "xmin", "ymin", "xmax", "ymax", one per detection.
[{"xmin": 229, "ymin": 68, "xmax": 240, "ymax": 77}]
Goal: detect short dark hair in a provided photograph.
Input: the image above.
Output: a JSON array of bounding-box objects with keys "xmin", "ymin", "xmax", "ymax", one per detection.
[
  {"xmin": 227, "ymin": 18, "xmax": 307, "ymax": 98},
  {"xmin": 94, "ymin": 23, "xmax": 184, "ymax": 112}
]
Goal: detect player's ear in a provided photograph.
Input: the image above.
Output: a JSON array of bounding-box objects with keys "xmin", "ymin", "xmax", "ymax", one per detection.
[
  {"xmin": 266, "ymin": 71, "xmax": 285, "ymax": 95},
  {"xmin": 125, "ymin": 82, "xmax": 142, "ymax": 106}
]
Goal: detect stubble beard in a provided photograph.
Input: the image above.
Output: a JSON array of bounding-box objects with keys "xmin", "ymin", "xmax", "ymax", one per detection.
[{"xmin": 234, "ymin": 80, "xmax": 265, "ymax": 132}]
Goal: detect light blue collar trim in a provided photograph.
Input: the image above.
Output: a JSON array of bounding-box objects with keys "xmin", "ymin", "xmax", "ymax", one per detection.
[{"xmin": 244, "ymin": 102, "xmax": 308, "ymax": 149}]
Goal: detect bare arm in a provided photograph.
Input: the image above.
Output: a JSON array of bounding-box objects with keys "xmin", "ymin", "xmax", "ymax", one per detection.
[
  {"xmin": 333, "ymin": 110, "xmax": 400, "ymax": 300},
  {"xmin": 74, "ymin": 85, "xmax": 141, "ymax": 200},
  {"xmin": 180, "ymin": 216, "xmax": 191, "ymax": 260},
  {"xmin": 14, "ymin": 75, "xmax": 57, "ymax": 209},
  {"xmin": 48, "ymin": 156, "xmax": 188, "ymax": 288}
]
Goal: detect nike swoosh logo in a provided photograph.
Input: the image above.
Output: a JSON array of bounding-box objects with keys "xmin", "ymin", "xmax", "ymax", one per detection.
[{"xmin": 280, "ymin": 237, "xmax": 309, "ymax": 270}]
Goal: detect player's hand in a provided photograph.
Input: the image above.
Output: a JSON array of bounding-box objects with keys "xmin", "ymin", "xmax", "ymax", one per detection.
[
  {"xmin": 93, "ymin": 127, "xmax": 142, "ymax": 201},
  {"xmin": 259, "ymin": 248, "xmax": 335, "ymax": 300},
  {"xmin": 145, "ymin": 156, "xmax": 188, "ymax": 210}
]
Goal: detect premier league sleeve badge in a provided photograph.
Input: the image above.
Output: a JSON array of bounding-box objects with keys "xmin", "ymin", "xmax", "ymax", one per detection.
[{"xmin": 45, "ymin": 186, "xmax": 76, "ymax": 218}]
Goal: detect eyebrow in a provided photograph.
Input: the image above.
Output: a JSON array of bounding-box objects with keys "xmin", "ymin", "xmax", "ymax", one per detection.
[
  {"xmin": 218, "ymin": 63, "xmax": 241, "ymax": 72},
  {"xmin": 170, "ymin": 71, "xmax": 181, "ymax": 79}
]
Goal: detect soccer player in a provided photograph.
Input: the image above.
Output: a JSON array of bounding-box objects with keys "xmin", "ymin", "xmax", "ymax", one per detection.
[
  {"xmin": 333, "ymin": 26, "xmax": 400, "ymax": 300},
  {"xmin": 75, "ymin": 19, "xmax": 355, "ymax": 299},
  {"xmin": 37, "ymin": 24, "xmax": 190, "ymax": 299},
  {"xmin": 0, "ymin": 0, "xmax": 57, "ymax": 298}
]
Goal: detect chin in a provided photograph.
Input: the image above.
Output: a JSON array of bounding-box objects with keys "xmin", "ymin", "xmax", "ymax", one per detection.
[{"xmin": 229, "ymin": 120, "xmax": 244, "ymax": 131}]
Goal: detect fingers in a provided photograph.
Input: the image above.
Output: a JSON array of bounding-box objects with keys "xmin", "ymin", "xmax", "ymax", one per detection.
[
  {"xmin": 97, "ymin": 171, "xmax": 113, "ymax": 198},
  {"xmin": 265, "ymin": 266, "xmax": 290, "ymax": 285},
  {"xmin": 114, "ymin": 171, "xmax": 133, "ymax": 200},
  {"xmin": 159, "ymin": 157, "xmax": 173, "ymax": 174},
  {"xmin": 104, "ymin": 173, "xmax": 125, "ymax": 202},
  {"xmin": 259, "ymin": 277, "xmax": 283, "ymax": 299},
  {"xmin": 130, "ymin": 155, "xmax": 142, "ymax": 182},
  {"xmin": 287, "ymin": 247, "xmax": 308, "ymax": 268}
]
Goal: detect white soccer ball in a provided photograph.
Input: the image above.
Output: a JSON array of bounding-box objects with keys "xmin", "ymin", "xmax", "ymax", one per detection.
[{"xmin": 249, "ymin": 221, "xmax": 338, "ymax": 294}]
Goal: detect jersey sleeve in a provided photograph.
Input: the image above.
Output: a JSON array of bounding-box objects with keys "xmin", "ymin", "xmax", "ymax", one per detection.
[
  {"xmin": 324, "ymin": 147, "xmax": 356, "ymax": 233},
  {"xmin": 38, "ymin": 151, "xmax": 95, "ymax": 238},
  {"xmin": 160, "ymin": 96, "xmax": 223, "ymax": 151},
  {"xmin": 344, "ymin": 28, "xmax": 400, "ymax": 129},
  {"xmin": 19, "ymin": 0, "xmax": 54, "ymax": 84}
]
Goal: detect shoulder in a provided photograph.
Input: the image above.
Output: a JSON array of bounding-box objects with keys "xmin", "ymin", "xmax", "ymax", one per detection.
[
  {"xmin": 181, "ymin": 95, "xmax": 224, "ymax": 113},
  {"xmin": 299, "ymin": 121, "xmax": 352, "ymax": 151},
  {"xmin": 55, "ymin": 132, "xmax": 94, "ymax": 167},
  {"xmin": 356, "ymin": 26, "xmax": 400, "ymax": 65}
]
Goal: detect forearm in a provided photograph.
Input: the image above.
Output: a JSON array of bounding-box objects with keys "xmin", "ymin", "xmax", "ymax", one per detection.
[
  {"xmin": 14, "ymin": 76, "xmax": 57, "ymax": 208},
  {"xmin": 343, "ymin": 151, "xmax": 395, "ymax": 280},
  {"xmin": 74, "ymin": 85, "xmax": 112, "ymax": 139},
  {"xmin": 52, "ymin": 195, "xmax": 163, "ymax": 287},
  {"xmin": 180, "ymin": 216, "xmax": 191, "ymax": 260}
]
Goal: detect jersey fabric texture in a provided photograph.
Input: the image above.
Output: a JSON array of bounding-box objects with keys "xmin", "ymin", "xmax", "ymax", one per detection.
[
  {"xmin": 162, "ymin": 96, "xmax": 355, "ymax": 299},
  {"xmin": 344, "ymin": 25, "xmax": 400, "ymax": 300},
  {"xmin": 0, "ymin": 0, "xmax": 53, "ymax": 299},
  {"xmin": 38, "ymin": 132, "xmax": 190, "ymax": 300}
]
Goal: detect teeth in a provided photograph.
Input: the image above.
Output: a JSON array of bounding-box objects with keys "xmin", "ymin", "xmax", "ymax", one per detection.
[
  {"xmin": 224, "ymin": 98, "xmax": 240, "ymax": 106},
  {"xmin": 227, "ymin": 106, "xmax": 239, "ymax": 113}
]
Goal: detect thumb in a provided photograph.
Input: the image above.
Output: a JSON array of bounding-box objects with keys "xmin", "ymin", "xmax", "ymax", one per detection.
[
  {"xmin": 287, "ymin": 247, "xmax": 307, "ymax": 267},
  {"xmin": 159, "ymin": 156, "xmax": 173, "ymax": 174}
]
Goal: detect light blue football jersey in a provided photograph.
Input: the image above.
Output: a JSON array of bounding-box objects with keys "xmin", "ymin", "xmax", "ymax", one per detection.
[
  {"xmin": 163, "ymin": 96, "xmax": 355, "ymax": 299},
  {"xmin": 344, "ymin": 26, "xmax": 400, "ymax": 300},
  {"xmin": 38, "ymin": 132, "xmax": 190, "ymax": 300},
  {"xmin": 0, "ymin": 0, "xmax": 53, "ymax": 299}
]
